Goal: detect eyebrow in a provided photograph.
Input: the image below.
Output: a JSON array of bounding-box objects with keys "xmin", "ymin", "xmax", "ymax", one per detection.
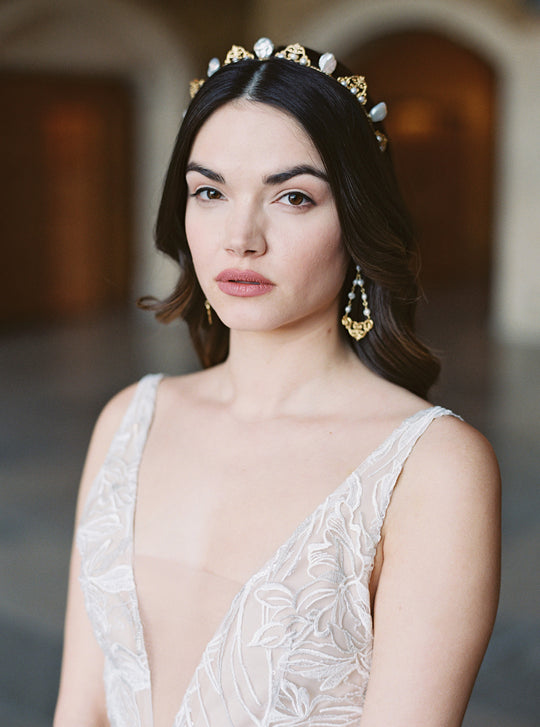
[
  {"xmin": 185, "ymin": 162, "xmax": 328, "ymax": 186},
  {"xmin": 186, "ymin": 163, "xmax": 225, "ymax": 183},
  {"xmin": 264, "ymin": 164, "xmax": 328, "ymax": 185}
]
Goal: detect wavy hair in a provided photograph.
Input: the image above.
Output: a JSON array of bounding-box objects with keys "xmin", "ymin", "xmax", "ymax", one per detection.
[{"xmin": 139, "ymin": 48, "xmax": 440, "ymax": 398}]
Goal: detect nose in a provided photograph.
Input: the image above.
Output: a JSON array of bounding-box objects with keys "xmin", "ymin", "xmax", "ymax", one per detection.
[{"xmin": 224, "ymin": 200, "xmax": 267, "ymax": 257}]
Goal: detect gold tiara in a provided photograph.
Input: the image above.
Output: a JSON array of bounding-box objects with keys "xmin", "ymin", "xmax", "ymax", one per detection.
[{"xmin": 189, "ymin": 38, "xmax": 388, "ymax": 152}]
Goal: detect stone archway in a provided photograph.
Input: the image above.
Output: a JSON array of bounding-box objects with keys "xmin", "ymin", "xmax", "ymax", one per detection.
[
  {"xmin": 345, "ymin": 30, "xmax": 496, "ymax": 293},
  {"xmin": 0, "ymin": 0, "xmax": 194, "ymax": 310}
]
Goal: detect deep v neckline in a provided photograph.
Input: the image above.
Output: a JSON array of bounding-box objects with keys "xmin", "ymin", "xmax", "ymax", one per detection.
[{"xmin": 128, "ymin": 379, "xmax": 442, "ymax": 727}]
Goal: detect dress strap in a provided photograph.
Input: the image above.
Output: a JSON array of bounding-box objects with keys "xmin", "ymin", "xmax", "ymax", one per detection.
[
  {"xmin": 79, "ymin": 372, "xmax": 163, "ymax": 523},
  {"xmin": 111, "ymin": 373, "xmax": 164, "ymax": 471},
  {"xmin": 76, "ymin": 373, "xmax": 163, "ymax": 727},
  {"xmin": 361, "ymin": 406, "xmax": 459, "ymax": 549},
  {"xmin": 115, "ymin": 372, "xmax": 163, "ymax": 440}
]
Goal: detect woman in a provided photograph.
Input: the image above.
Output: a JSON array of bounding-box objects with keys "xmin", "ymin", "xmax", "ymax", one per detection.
[{"xmin": 54, "ymin": 40, "xmax": 500, "ymax": 727}]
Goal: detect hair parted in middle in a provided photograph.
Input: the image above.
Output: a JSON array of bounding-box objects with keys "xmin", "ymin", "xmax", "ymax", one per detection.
[{"xmin": 139, "ymin": 44, "xmax": 440, "ymax": 399}]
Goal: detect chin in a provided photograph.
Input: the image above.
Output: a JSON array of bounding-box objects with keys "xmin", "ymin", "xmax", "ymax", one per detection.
[
  {"xmin": 213, "ymin": 306, "xmax": 287, "ymax": 332},
  {"xmin": 219, "ymin": 316, "xmax": 278, "ymax": 333}
]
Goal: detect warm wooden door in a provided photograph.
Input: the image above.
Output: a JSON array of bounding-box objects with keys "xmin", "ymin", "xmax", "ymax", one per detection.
[
  {"xmin": 0, "ymin": 73, "xmax": 134, "ymax": 324},
  {"xmin": 345, "ymin": 32, "xmax": 496, "ymax": 290}
]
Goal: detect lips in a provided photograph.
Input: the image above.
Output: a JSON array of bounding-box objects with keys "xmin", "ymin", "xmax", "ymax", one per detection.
[
  {"xmin": 216, "ymin": 269, "xmax": 273, "ymax": 285},
  {"xmin": 215, "ymin": 269, "xmax": 274, "ymax": 297}
]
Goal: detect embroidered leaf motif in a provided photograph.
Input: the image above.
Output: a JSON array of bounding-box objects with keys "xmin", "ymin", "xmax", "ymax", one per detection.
[{"xmin": 77, "ymin": 376, "xmax": 450, "ymax": 727}]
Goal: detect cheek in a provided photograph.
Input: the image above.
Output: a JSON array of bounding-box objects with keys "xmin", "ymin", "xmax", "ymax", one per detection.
[
  {"xmin": 280, "ymin": 208, "xmax": 345, "ymax": 265},
  {"xmin": 184, "ymin": 225, "xmax": 211, "ymax": 295},
  {"xmin": 184, "ymin": 205, "xmax": 199, "ymax": 252},
  {"xmin": 295, "ymin": 237, "xmax": 348, "ymax": 299},
  {"xmin": 185, "ymin": 209, "xmax": 210, "ymax": 269},
  {"xmin": 309, "ymin": 219, "xmax": 348, "ymax": 277}
]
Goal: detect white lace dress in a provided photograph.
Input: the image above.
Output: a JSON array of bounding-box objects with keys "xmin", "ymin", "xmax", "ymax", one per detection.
[{"xmin": 77, "ymin": 373, "xmax": 455, "ymax": 727}]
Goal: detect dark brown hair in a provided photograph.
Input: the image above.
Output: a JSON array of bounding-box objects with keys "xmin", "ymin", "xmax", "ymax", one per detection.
[{"xmin": 139, "ymin": 49, "xmax": 440, "ymax": 398}]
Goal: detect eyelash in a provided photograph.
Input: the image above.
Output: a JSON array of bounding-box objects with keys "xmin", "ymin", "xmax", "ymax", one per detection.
[
  {"xmin": 279, "ymin": 191, "xmax": 315, "ymax": 207},
  {"xmin": 191, "ymin": 187, "xmax": 223, "ymax": 201},
  {"xmin": 190, "ymin": 187, "xmax": 316, "ymax": 207}
]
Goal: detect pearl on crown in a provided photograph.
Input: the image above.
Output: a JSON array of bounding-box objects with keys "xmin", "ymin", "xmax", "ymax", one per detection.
[
  {"xmin": 207, "ymin": 57, "xmax": 220, "ymax": 77},
  {"xmin": 319, "ymin": 52, "xmax": 337, "ymax": 75},
  {"xmin": 254, "ymin": 37, "xmax": 274, "ymax": 60}
]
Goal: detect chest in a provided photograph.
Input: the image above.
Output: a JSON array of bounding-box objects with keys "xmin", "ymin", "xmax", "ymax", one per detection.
[
  {"xmin": 135, "ymin": 412, "xmax": 370, "ymax": 584},
  {"xmin": 77, "ymin": 378, "xmax": 438, "ymax": 727},
  {"xmin": 79, "ymin": 435, "xmax": 380, "ymax": 727}
]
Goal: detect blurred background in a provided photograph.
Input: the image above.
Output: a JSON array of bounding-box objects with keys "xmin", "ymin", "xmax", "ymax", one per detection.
[{"xmin": 0, "ymin": 0, "xmax": 538, "ymax": 725}]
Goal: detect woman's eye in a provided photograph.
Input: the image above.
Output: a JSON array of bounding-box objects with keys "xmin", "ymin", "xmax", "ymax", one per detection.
[
  {"xmin": 193, "ymin": 187, "xmax": 223, "ymax": 201},
  {"xmin": 281, "ymin": 191, "xmax": 314, "ymax": 207}
]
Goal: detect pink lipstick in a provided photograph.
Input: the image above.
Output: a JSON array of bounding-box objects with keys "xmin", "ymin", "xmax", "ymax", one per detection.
[{"xmin": 215, "ymin": 269, "xmax": 275, "ymax": 297}]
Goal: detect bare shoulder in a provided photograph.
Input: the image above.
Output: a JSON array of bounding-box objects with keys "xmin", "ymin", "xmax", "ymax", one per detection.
[
  {"xmin": 383, "ymin": 411, "xmax": 501, "ymax": 560},
  {"xmin": 75, "ymin": 381, "xmax": 142, "ymax": 515},
  {"xmin": 84, "ymin": 369, "xmax": 212, "ymax": 463},
  {"xmin": 405, "ymin": 413, "xmax": 500, "ymax": 496},
  {"xmin": 86, "ymin": 381, "xmax": 143, "ymax": 455},
  {"xmin": 362, "ymin": 414, "xmax": 501, "ymax": 724},
  {"xmin": 349, "ymin": 368, "xmax": 500, "ymax": 489}
]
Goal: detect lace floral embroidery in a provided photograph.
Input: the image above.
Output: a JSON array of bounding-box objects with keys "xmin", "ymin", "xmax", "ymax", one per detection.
[
  {"xmin": 77, "ymin": 374, "xmax": 453, "ymax": 727},
  {"xmin": 77, "ymin": 374, "xmax": 162, "ymax": 727}
]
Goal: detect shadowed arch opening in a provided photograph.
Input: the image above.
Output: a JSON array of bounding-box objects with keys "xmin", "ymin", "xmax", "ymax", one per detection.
[
  {"xmin": 345, "ymin": 30, "xmax": 496, "ymax": 295},
  {"xmin": 0, "ymin": 0, "xmax": 193, "ymax": 325}
]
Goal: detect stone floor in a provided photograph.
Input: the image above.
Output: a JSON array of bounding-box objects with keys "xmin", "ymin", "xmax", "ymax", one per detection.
[{"xmin": 0, "ymin": 291, "xmax": 538, "ymax": 726}]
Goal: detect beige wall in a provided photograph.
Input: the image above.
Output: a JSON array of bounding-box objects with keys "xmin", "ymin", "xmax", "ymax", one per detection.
[{"xmin": 247, "ymin": 0, "xmax": 531, "ymax": 40}]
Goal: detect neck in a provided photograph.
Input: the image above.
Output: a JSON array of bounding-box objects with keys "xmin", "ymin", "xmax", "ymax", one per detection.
[{"xmin": 215, "ymin": 316, "xmax": 363, "ymax": 420}]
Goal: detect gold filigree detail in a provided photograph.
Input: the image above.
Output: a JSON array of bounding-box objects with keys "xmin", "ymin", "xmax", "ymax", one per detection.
[
  {"xmin": 278, "ymin": 43, "xmax": 311, "ymax": 67},
  {"xmin": 224, "ymin": 45, "xmax": 255, "ymax": 64},
  {"xmin": 204, "ymin": 299, "xmax": 212, "ymax": 325},
  {"xmin": 375, "ymin": 131, "xmax": 388, "ymax": 152},
  {"xmin": 341, "ymin": 316, "xmax": 374, "ymax": 341},
  {"xmin": 337, "ymin": 76, "xmax": 368, "ymax": 104},
  {"xmin": 189, "ymin": 79, "xmax": 205, "ymax": 99}
]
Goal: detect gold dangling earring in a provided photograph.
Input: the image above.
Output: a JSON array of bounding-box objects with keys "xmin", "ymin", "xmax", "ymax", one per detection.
[
  {"xmin": 341, "ymin": 265, "xmax": 374, "ymax": 340},
  {"xmin": 204, "ymin": 299, "xmax": 213, "ymax": 325}
]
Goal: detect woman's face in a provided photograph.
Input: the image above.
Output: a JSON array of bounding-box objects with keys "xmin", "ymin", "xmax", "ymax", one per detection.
[{"xmin": 185, "ymin": 101, "xmax": 348, "ymax": 334}]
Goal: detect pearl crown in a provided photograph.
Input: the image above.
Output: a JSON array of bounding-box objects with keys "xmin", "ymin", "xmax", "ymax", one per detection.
[{"xmin": 189, "ymin": 38, "xmax": 388, "ymax": 152}]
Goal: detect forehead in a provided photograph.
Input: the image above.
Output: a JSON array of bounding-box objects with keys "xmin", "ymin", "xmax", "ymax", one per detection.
[{"xmin": 189, "ymin": 101, "xmax": 323, "ymax": 172}]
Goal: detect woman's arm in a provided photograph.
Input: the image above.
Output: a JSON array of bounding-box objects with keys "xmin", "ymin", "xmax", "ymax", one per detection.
[
  {"xmin": 54, "ymin": 385, "xmax": 137, "ymax": 727},
  {"xmin": 361, "ymin": 416, "xmax": 501, "ymax": 727}
]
